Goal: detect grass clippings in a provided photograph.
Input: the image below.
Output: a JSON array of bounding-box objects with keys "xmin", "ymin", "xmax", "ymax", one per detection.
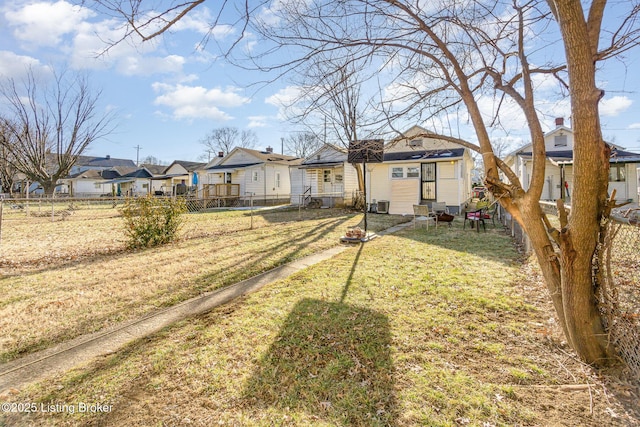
[{"xmin": 3, "ymin": 221, "xmax": 638, "ymax": 426}]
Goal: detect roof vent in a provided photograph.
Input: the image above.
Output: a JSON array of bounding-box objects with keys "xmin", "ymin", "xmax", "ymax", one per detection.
[
  {"xmin": 106, "ymin": 155, "xmax": 111, "ymax": 160},
  {"xmin": 266, "ymin": 146, "xmax": 273, "ymax": 153}
]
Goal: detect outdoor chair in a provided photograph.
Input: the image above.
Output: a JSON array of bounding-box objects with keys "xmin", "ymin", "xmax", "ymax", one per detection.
[
  {"xmin": 463, "ymin": 206, "xmax": 487, "ymax": 232},
  {"xmin": 431, "ymin": 202, "xmax": 454, "ymax": 228},
  {"xmin": 413, "ymin": 204, "xmax": 437, "ymax": 230}
]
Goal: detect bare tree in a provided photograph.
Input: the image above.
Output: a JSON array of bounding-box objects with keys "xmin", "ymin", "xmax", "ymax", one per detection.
[
  {"xmin": 81, "ymin": 0, "xmax": 640, "ymax": 365},
  {"xmin": 284, "ymin": 132, "xmax": 322, "ymax": 158},
  {"xmin": 200, "ymin": 127, "xmax": 258, "ymax": 158},
  {"xmin": 140, "ymin": 155, "xmax": 168, "ymax": 166},
  {"xmin": 283, "ymin": 57, "xmax": 382, "ymax": 191},
  {"xmin": 0, "ymin": 68, "xmax": 114, "ymax": 195},
  {"xmin": 0, "ymin": 121, "xmax": 19, "ymax": 195}
]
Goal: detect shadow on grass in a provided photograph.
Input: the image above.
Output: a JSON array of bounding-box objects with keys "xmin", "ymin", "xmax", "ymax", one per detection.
[
  {"xmin": 0, "ymin": 215, "xmax": 354, "ymax": 364},
  {"xmin": 242, "ymin": 298, "xmax": 397, "ymax": 426}
]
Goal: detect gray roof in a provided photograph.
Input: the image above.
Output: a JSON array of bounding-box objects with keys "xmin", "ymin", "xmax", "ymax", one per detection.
[
  {"xmin": 384, "ymin": 148, "xmax": 465, "ymax": 162},
  {"xmin": 75, "ymin": 155, "xmax": 136, "ymax": 168}
]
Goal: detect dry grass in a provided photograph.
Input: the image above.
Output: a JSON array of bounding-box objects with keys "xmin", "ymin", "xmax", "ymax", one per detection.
[
  {"xmin": 0, "ymin": 206, "xmax": 408, "ymax": 363},
  {"xmin": 3, "ymin": 221, "xmax": 639, "ymax": 426}
]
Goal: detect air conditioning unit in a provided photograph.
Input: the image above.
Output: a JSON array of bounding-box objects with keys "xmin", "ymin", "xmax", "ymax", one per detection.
[{"xmin": 377, "ymin": 200, "xmax": 389, "ymax": 214}]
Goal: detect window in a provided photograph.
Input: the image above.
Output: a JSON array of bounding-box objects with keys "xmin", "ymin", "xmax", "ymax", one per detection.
[
  {"xmin": 323, "ymin": 170, "xmax": 332, "ymax": 182},
  {"xmin": 252, "ymin": 171, "xmax": 259, "ymax": 182},
  {"xmin": 391, "ymin": 166, "xmax": 419, "ymax": 179},
  {"xmin": 554, "ymin": 134, "xmax": 567, "ymax": 147},
  {"xmin": 609, "ymin": 164, "xmax": 626, "ymax": 182},
  {"xmin": 275, "ymin": 172, "xmax": 281, "ymax": 188},
  {"xmin": 391, "ymin": 167, "xmax": 404, "ymax": 178},
  {"xmin": 225, "ymin": 172, "xmax": 232, "ymax": 184},
  {"xmin": 334, "ymin": 174, "xmax": 343, "ymax": 183},
  {"xmin": 409, "ymin": 139, "xmax": 423, "ymax": 148}
]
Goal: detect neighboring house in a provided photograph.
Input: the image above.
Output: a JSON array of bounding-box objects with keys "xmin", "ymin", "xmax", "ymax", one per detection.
[
  {"xmin": 105, "ymin": 166, "xmax": 166, "ymax": 196},
  {"xmin": 366, "ymin": 125, "xmax": 474, "ymax": 215},
  {"xmin": 60, "ymin": 169, "xmax": 120, "ymax": 197},
  {"xmin": 202, "ymin": 147, "xmax": 299, "ymax": 203},
  {"xmin": 151, "ymin": 160, "xmax": 206, "ymax": 196},
  {"xmin": 69, "ymin": 155, "xmax": 136, "ymax": 174},
  {"xmin": 504, "ymin": 118, "xmax": 640, "ymax": 203},
  {"xmin": 14, "ymin": 154, "xmax": 136, "ymax": 196},
  {"xmin": 289, "ymin": 143, "xmax": 360, "ymax": 207}
]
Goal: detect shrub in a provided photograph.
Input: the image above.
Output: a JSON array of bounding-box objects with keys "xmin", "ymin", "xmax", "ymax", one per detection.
[{"xmin": 120, "ymin": 196, "xmax": 187, "ymax": 249}]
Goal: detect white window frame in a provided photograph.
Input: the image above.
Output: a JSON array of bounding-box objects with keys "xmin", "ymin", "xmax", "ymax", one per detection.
[
  {"xmin": 391, "ymin": 167, "xmax": 404, "ymax": 179},
  {"xmin": 554, "ymin": 134, "xmax": 568, "ymax": 147},
  {"xmin": 407, "ymin": 167, "xmax": 419, "ymax": 178},
  {"xmin": 391, "ymin": 166, "xmax": 420, "ymax": 179},
  {"xmin": 275, "ymin": 172, "xmax": 281, "ymax": 188},
  {"xmin": 252, "ymin": 171, "xmax": 259, "ymax": 182}
]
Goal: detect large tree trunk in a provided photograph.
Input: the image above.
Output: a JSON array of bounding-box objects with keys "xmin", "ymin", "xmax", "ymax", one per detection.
[{"xmin": 541, "ymin": 0, "xmax": 612, "ymax": 364}]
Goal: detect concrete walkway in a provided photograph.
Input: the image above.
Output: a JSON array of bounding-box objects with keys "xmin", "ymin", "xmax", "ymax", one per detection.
[{"xmin": 0, "ymin": 221, "xmax": 413, "ymax": 393}]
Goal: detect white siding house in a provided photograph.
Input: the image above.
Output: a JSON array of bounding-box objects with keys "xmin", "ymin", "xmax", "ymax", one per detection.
[
  {"xmin": 504, "ymin": 118, "xmax": 640, "ymax": 203},
  {"xmin": 367, "ymin": 125, "xmax": 474, "ymax": 215},
  {"xmin": 290, "ymin": 144, "xmax": 360, "ymax": 207},
  {"xmin": 203, "ymin": 147, "xmax": 299, "ymax": 203}
]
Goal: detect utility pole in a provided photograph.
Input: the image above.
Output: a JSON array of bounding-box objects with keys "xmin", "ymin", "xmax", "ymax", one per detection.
[
  {"xmin": 281, "ymin": 137, "xmax": 284, "ymax": 155},
  {"xmin": 134, "ymin": 145, "xmax": 142, "ymax": 166}
]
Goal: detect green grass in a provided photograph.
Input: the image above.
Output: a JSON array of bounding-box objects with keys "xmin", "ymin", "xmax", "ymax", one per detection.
[{"xmin": 3, "ymin": 221, "xmax": 628, "ymax": 426}]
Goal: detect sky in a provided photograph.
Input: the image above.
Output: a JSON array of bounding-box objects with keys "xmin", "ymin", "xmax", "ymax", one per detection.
[{"xmin": 1, "ymin": 1, "xmax": 640, "ymax": 165}]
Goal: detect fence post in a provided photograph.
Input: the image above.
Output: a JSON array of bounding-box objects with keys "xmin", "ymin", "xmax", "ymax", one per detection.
[
  {"xmin": 0, "ymin": 199, "xmax": 3, "ymax": 244},
  {"xmin": 250, "ymin": 193, "xmax": 254, "ymax": 229}
]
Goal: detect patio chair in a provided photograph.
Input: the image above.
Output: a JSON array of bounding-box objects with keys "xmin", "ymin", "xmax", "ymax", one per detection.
[
  {"xmin": 431, "ymin": 202, "xmax": 453, "ymax": 228},
  {"xmin": 463, "ymin": 205, "xmax": 487, "ymax": 232},
  {"xmin": 413, "ymin": 204, "xmax": 437, "ymax": 230}
]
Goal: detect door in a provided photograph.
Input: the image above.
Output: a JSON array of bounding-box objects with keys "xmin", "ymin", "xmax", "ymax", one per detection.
[
  {"xmin": 322, "ymin": 169, "xmax": 332, "ymax": 194},
  {"xmin": 421, "ymin": 163, "xmax": 436, "ymax": 203}
]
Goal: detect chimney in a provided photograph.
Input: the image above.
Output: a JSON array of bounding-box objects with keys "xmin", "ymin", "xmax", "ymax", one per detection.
[
  {"xmin": 218, "ymin": 151, "xmax": 224, "ymax": 157},
  {"xmin": 106, "ymin": 155, "xmax": 111, "ymax": 160},
  {"xmin": 555, "ymin": 117, "xmax": 564, "ymax": 127},
  {"xmin": 266, "ymin": 146, "xmax": 273, "ymax": 153}
]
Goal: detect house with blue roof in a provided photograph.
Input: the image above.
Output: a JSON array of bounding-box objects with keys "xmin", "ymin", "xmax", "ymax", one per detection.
[{"xmin": 504, "ymin": 118, "xmax": 640, "ymax": 203}]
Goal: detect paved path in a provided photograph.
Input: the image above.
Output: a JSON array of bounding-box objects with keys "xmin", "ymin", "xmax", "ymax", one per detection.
[{"xmin": 0, "ymin": 221, "xmax": 412, "ymax": 393}]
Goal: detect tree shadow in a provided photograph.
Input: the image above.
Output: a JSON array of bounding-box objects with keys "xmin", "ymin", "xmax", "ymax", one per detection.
[{"xmin": 242, "ymin": 298, "xmax": 397, "ymax": 426}]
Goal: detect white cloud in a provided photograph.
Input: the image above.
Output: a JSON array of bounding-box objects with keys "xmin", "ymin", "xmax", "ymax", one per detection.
[
  {"xmin": 0, "ymin": 51, "xmax": 48, "ymax": 79},
  {"xmin": 247, "ymin": 116, "xmax": 268, "ymax": 128},
  {"xmin": 4, "ymin": 1, "xmax": 95, "ymax": 47},
  {"xmin": 628, "ymin": 123, "xmax": 640, "ymax": 129},
  {"xmin": 117, "ymin": 55, "xmax": 186, "ymax": 76},
  {"xmin": 265, "ymin": 85, "xmax": 300, "ymax": 107},
  {"xmin": 152, "ymin": 82, "xmax": 250, "ymax": 121},
  {"xmin": 600, "ymin": 96, "xmax": 633, "ymax": 117}
]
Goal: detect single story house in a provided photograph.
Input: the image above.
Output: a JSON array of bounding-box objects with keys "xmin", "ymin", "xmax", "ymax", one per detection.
[
  {"xmin": 366, "ymin": 125, "xmax": 474, "ymax": 215},
  {"xmin": 202, "ymin": 147, "xmax": 299, "ymax": 204},
  {"xmin": 151, "ymin": 160, "xmax": 206, "ymax": 196},
  {"xmin": 289, "ymin": 143, "xmax": 360, "ymax": 207},
  {"xmin": 504, "ymin": 118, "xmax": 640, "ymax": 203}
]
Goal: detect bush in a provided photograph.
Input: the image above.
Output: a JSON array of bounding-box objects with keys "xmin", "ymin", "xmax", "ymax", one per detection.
[{"xmin": 120, "ymin": 196, "xmax": 187, "ymax": 249}]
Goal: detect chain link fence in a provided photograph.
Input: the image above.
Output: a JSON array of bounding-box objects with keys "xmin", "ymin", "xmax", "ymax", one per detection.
[
  {"xmin": 600, "ymin": 207, "xmax": 640, "ymax": 381},
  {"xmin": 499, "ymin": 202, "xmax": 640, "ymax": 380}
]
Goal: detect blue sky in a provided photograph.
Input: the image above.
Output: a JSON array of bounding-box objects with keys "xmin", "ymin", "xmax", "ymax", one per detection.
[{"xmin": 1, "ymin": 1, "xmax": 640, "ymax": 164}]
